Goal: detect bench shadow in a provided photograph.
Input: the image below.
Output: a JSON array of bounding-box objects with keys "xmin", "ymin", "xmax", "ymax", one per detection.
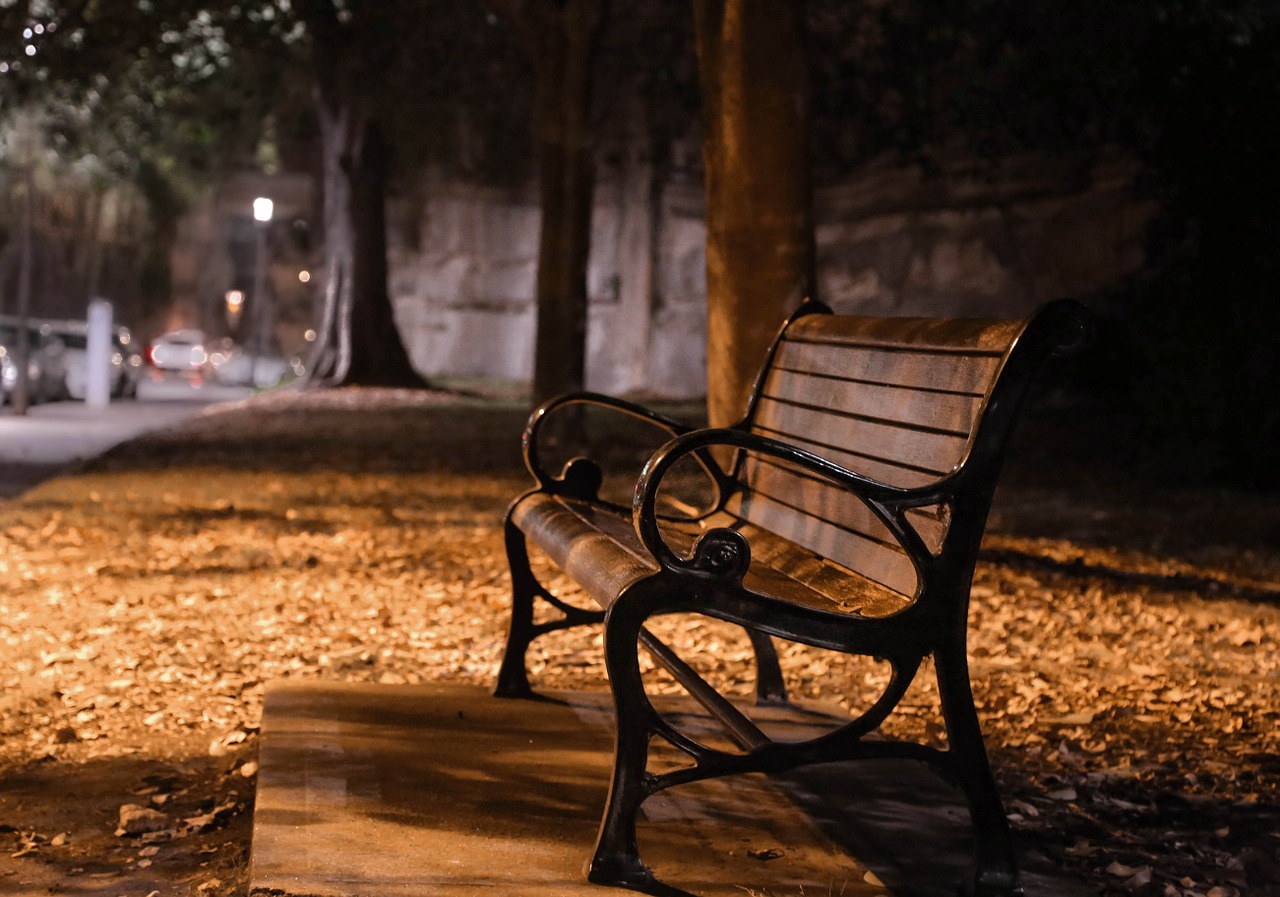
[{"xmin": 777, "ymin": 760, "xmax": 1098, "ymax": 897}]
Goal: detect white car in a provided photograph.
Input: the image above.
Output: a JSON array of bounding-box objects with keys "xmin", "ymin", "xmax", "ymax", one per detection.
[{"xmin": 147, "ymin": 329, "xmax": 208, "ymax": 375}]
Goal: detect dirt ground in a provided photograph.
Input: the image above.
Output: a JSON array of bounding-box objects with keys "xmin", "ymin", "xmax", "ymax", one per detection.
[{"xmin": 1, "ymin": 387, "xmax": 1277, "ymax": 897}]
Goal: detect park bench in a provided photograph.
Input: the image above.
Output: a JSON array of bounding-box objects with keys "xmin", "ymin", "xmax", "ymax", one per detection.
[{"xmin": 494, "ymin": 298, "xmax": 1089, "ymax": 897}]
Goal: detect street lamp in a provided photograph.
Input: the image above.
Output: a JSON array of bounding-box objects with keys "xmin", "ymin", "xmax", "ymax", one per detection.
[
  {"xmin": 225, "ymin": 290, "xmax": 245, "ymax": 329},
  {"xmin": 251, "ymin": 197, "xmax": 274, "ymax": 386}
]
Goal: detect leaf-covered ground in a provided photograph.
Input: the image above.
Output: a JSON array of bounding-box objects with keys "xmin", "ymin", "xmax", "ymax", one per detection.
[{"xmin": 0, "ymin": 388, "xmax": 1276, "ymax": 897}]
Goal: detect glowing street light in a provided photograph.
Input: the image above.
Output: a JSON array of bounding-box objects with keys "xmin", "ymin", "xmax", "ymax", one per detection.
[{"xmin": 225, "ymin": 289, "xmax": 245, "ymax": 328}]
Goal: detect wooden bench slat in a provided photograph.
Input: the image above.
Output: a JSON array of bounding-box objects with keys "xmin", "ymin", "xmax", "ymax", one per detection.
[
  {"xmin": 753, "ymin": 397, "xmax": 971, "ymax": 481},
  {"xmin": 783, "ymin": 312, "xmax": 1026, "ymax": 354},
  {"xmin": 737, "ymin": 456, "xmax": 950, "ymax": 552},
  {"xmin": 727, "ymin": 488, "xmax": 919, "ymax": 598},
  {"xmin": 749, "ymin": 423, "xmax": 945, "ymax": 488},
  {"xmin": 772, "ymin": 340, "xmax": 1003, "ymax": 397},
  {"xmin": 761, "ymin": 367, "xmax": 985, "ymax": 436},
  {"xmin": 736, "ymin": 457, "xmax": 903, "ymax": 550},
  {"xmin": 512, "ymin": 494, "xmax": 914, "ymax": 617},
  {"xmin": 732, "ymin": 521, "xmax": 914, "ymax": 615}
]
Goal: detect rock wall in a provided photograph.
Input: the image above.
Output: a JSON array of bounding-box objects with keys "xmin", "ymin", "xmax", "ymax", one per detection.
[
  {"xmin": 389, "ymin": 150, "xmax": 1154, "ymax": 398},
  {"xmin": 815, "ymin": 152, "xmax": 1154, "ymax": 319}
]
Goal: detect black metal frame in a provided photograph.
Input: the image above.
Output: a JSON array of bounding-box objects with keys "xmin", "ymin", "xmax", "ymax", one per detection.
[{"xmin": 495, "ymin": 301, "xmax": 1090, "ymax": 897}]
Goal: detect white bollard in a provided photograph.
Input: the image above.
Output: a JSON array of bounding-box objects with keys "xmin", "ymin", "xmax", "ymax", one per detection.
[{"xmin": 85, "ymin": 299, "xmax": 114, "ymax": 408}]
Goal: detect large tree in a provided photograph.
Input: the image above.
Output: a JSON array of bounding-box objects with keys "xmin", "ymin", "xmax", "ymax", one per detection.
[
  {"xmin": 288, "ymin": 1, "xmax": 426, "ymax": 388},
  {"xmin": 224, "ymin": 1, "xmax": 527, "ymax": 388},
  {"xmin": 492, "ymin": 0, "xmax": 606, "ymax": 408},
  {"xmin": 694, "ymin": 0, "xmax": 816, "ymax": 427}
]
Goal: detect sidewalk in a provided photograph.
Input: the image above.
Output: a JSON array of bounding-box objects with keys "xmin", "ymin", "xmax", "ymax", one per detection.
[
  {"xmin": 0, "ymin": 381, "xmax": 251, "ymax": 496},
  {"xmin": 251, "ymin": 682, "xmax": 1096, "ymax": 897}
]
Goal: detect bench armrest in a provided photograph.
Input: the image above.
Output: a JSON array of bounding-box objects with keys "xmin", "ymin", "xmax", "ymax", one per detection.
[
  {"xmin": 632, "ymin": 427, "xmax": 945, "ymax": 580},
  {"xmin": 523, "ymin": 392, "xmax": 727, "ymax": 497}
]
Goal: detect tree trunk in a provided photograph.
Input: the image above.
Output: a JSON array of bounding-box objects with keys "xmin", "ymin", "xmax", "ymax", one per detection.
[
  {"xmin": 301, "ymin": 20, "xmax": 427, "ymax": 389},
  {"xmin": 527, "ymin": 0, "xmax": 604, "ymax": 407},
  {"xmin": 694, "ymin": 0, "xmax": 816, "ymax": 427}
]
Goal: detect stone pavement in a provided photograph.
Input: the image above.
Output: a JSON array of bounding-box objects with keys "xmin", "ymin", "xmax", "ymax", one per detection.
[{"xmin": 250, "ymin": 682, "xmax": 1097, "ymax": 897}]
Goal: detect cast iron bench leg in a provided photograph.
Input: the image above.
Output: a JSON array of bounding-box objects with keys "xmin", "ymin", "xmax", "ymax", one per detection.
[
  {"xmin": 588, "ymin": 591, "xmax": 659, "ymax": 889},
  {"xmin": 936, "ymin": 640, "xmax": 1024, "ymax": 897},
  {"xmin": 747, "ymin": 629, "xmax": 788, "ymax": 705},
  {"xmin": 495, "ymin": 515, "xmax": 606, "ymax": 699},
  {"xmin": 494, "ymin": 517, "xmax": 540, "ymax": 698}
]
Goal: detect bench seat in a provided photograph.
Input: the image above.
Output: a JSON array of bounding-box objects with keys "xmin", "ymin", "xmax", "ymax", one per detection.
[{"xmin": 512, "ymin": 492, "xmax": 912, "ymax": 619}]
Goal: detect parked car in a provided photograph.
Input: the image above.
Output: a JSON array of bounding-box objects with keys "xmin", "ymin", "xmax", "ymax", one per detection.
[
  {"xmin": 0, "ymin": 318, "xmax": 68, "ymax": 405},
  {"xmin": 51, "ymin": 321, "xmax": 141, "ymax": 400},
  {"xmin": 147, "ymin": 329, "xmax": 208, "ymax": 376}
]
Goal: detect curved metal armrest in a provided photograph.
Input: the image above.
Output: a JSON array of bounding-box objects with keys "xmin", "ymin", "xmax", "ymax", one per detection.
[
  {"xmin": 632, "ymin": 427, "xmax": 947, "ymax": 580},
  {"xmin": 523, "ymin": 391, "xmax": 726, "ymax": 495}
]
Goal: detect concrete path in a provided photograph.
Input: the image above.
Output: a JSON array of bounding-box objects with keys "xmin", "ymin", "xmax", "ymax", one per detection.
[
  {"xmin": 0, "ymin": 380, "xmax": 252, "ymax": 497},
  {"xmin": 250, "ymin": 682, "xmax": 1097, "ymax": 897}
]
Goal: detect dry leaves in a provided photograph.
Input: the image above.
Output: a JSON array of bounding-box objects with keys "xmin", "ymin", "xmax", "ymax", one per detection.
[{"xmin": 0, "ymin": 388, "xmax": 1277, "ymax": 897}]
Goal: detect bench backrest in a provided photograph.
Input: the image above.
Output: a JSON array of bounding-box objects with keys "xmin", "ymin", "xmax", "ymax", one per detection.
[{"xmin": 724, "ymin": 305, "xmax": 1071, "ymax": 600}]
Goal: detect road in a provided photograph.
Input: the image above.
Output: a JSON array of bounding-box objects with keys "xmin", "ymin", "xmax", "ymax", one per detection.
[{"xmin": 0, "ymin": 377, "xmax": 254, "ymax": 498}]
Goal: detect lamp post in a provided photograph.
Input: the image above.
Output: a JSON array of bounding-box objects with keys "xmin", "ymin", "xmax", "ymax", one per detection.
[{"xmin": 251, "ymin": 197, "xmax": 273, "ymax": 386}]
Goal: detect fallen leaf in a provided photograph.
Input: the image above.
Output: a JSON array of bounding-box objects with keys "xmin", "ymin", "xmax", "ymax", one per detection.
[
  {"xmin": 1049, "ymin": 711, "xmax": 1095, "ymax": 726},
  {"xmin": 115, "ymin": 804, "xmax": 170, "ymax": 837},
  {"xmin": 209, "ymin": 730, "xmax": 248, "ymax": 757},
  {"xmin": 1122, "ymin": 867, "xmax": 1152, "ymax": 889},
  {"xmin": 1106, "ymin": 861, "xmax": 1143, "ymax": 877}
]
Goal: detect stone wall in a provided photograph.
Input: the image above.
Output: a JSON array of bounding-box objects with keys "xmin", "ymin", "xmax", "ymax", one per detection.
[
  {"xmin": 388, "ymin": 149, "xmax": 1154, "ymax": 398},
  {"xmin": 815, "ymin": 152, "xmax": 1154, "ymax": 319}
]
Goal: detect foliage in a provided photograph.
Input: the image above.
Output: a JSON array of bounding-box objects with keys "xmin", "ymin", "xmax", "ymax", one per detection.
[
  {"xmin": 284, "ymin": 0, "xmax": 530, "ymax": 187},
  {"xmin": 1, "ymin": 3, "xmax": 284, "ymax": 179},
  {"xmin": 807, "ymin": 0, "xmax": 1280, "ymax": 488},
  {"xmin": 591, "ymin": 0, "xmax": 698, "ymax": 161},
  {"xmin": 0, "ymin": 2, "xmax": 298, "ymax": 320}
]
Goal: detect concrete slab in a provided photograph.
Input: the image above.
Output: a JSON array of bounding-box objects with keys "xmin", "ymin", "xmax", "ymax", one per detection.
[
  {"xmin": 0, "ymin": 391, "xmax": 250, "ymax": 497},
  {"xmin": 250, "ymin": 683, "xmax": 1095, "ymax": 897}
]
